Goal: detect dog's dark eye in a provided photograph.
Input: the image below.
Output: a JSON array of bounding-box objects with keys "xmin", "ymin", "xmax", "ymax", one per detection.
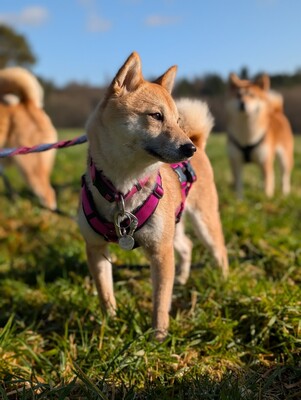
[{"xmin": 149, "ymin": 112, "xmax": 163, "ymax": 121}]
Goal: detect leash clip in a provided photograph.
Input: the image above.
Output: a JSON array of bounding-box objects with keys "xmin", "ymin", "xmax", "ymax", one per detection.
[
  {"xmin": 116, "ymin": 195, "xmax": 125, "ymax": 216},
  {"xmin": 114, "ymin": 195, "xmax": 138, "ymax": 250}
]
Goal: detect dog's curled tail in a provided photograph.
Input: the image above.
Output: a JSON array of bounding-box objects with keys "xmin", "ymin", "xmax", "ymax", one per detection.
[
  {"xmin": 176, "ymin": 98, "xmax": 214, "ymax": 149},
  {"xmin": 267, "ymin": 90, "xmax": 283, "ymax": 112},
  {"xmin": 0, "ymin": 67, "xmax": 44, "ymax": 108}
]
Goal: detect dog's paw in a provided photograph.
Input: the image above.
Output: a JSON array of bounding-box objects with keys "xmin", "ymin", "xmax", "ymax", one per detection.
[
  {"xmin": 174, "ymin": 274, "xmax": 189, "ymax": 286},
  {"xmin": 101, "ymin": 303, "xmax": 117, "ymax": 319},
  {"xmin": 154, "ymin": 329, "xmax": 168, "ymax": 342}
]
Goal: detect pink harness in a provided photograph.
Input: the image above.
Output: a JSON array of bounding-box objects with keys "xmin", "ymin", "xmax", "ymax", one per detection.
[
  {"xmin": 81, "ymin": 160, "xmax": 196, "ymax": 245},
  {"xmin": 170, "ymin": 161, "xmax": 197, "ymax": 222}
]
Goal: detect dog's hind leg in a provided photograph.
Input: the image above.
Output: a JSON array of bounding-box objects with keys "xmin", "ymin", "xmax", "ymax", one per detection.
[
  {"xmin": 261, "ymin": 156, "xmax": 275, "ymax": 197},
  {"xmin": 174, "ymin": 219, "xmax": 193, "ymax": 285},
  {"xmin": 187, "ymin": 208, "xmax": 229, "ymax": 279},
  {"xmin": 86, "ymin": 243, "xmax": 116, "ymax": 317},
  {"xmin": 187, "ymin": 153, "xmax": 229, "ymax": 279},
  {"xmin": 277, "ymin": 145, "xmax": 293, "ymax": 195}
]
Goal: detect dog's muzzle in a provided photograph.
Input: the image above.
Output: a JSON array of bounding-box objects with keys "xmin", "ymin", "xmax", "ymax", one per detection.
[
  {"xmin": 145, "ymin": 142, "xmax": 196, "ymax": 163},
  {"xmin": 179, "ymin": 143, "xmax": 196, "ymax": 158}
]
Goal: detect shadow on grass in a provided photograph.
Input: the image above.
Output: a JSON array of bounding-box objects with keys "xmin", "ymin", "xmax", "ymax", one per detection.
[
  {"xmin": 1, "ymin": 365, "xmax": 301, "ymax": 399},
  {"xmin": 0, "ymin": 243, "xmax": 86, "ymax": 284}
]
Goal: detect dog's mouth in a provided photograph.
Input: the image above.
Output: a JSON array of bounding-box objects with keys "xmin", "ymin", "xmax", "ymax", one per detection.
[
  {"xmin": 144, "ymin": 143, "xmax": 196, "ymax": 163},
  {"xmin": 145, "ymin": 147, "xmax": 167, "ymax": 162}
]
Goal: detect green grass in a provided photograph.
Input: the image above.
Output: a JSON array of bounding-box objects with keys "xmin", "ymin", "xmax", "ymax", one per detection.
[{"xmin": 0, "ymin": 131, "xmax": 301, "ymax": 399}]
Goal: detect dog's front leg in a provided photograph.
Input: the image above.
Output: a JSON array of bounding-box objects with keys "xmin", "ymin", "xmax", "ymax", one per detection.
[
  {"xmin": 86, "ymin": 243, "xmax": 116, "ymax": 317},
  {"xmin": 261, "ymin": 158, "xmax": 275, "ymax": 197},
  {"xmin": 148, "ymin": 243, "xmax": 175, "ymax": 341},
  {"xmin": 229, "ymin": 157, "xmax": 243, "ymax": 199}
]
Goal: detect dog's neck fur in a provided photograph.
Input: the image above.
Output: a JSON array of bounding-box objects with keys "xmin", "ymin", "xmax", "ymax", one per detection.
[
  {"xmin": 88, "ymin": 143, "xmax": 160, "ymax": 196},
  {"xmin": 87, "ymin": 112, "xmax": 161, "ymax": 197},
  {"xmin": 227, "ymin": 106, "xmax": 268, "ymax": 146}
]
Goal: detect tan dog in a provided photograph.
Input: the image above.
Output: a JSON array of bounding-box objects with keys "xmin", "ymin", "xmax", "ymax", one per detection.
[
  {"xmin": 226, "ymin": 73, "xmax": 294, "ymax": 198},
  {"xmin": 0, "ymin": 67, "xmax": 57, "ymax": 209},
  {"xmin": 78, "ymin": 52, "xmax": 228, "ymax": 340}
]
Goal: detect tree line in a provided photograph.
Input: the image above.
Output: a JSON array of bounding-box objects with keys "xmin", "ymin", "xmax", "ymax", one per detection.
[
  {"xmin": 44, "ymin": 71, "xmax": 301, "ymax": 133},
  {"xmin": 1, "ymin": 24, "xmax": 301, "ymax": 132}
]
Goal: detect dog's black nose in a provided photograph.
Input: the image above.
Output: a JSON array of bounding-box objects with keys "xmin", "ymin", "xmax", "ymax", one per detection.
[
  {"xmin": 239, "ymin": 101, "xmax": 245, "ymax": 112},
  {"xmin": 179, "ymin": 143, "xmax": 196, "ymax": 158}
]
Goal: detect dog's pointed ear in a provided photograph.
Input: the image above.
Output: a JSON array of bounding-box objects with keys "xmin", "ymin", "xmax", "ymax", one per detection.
[
  {"xmin": 112, "ymin": 52, "xmax": 143, "ymax": 94},
  {"xmin": 229, "ymin": 73, "xmax": 241, "ymax": 88},
  {"xmin": 154, "ymin": 65, "xmax": 178, "ymax": 93},
  {"xmin": 229, "ymin": 73, "xmax": 250, "ymax": 90},
  {"xmin": 255, "ymin": 74, "xmax": 270, "ymax": 91}
]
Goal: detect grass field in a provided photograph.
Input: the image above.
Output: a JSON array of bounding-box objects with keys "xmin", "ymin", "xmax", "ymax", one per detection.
[{"xmin": 0, "ymin": 131, "xmax": 300, "ymax": 399}]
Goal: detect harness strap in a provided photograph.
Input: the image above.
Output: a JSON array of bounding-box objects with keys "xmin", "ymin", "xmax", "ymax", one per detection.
[
  {"xmin": 81, "ymin": 173, "xmax": 163, "ymax": 242},
  {"xmin": 228, "ymin": 133, "xmax": 265, "ymax": 163},
  {"xmin": 81, "ymin": 161, "xmax": 196, "ymax": 245},
  {"xmin": 90, "ymin": 159, "xmax": 149, "ymax": 202},
  {"xmin": 171, "ymin": 161, "xmax": 197, "ymax": 222}
]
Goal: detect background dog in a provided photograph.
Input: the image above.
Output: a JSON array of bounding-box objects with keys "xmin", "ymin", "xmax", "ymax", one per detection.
[
  {"xmin": 0, "ymin": 67, "xmax": 57, "ymax": 210},
  {"xmin": 226, "ymin": 73, "xmax": 294, "ymax": 198},
  {"xmin": 78, "ymin": 52, "xmax": 228, "ymax": 340}
]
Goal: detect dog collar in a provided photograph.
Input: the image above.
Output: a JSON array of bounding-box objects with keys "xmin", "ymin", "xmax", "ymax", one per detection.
[{"xmin": 89, "ymin": 158, "xmax": 149, "ymax": 202}]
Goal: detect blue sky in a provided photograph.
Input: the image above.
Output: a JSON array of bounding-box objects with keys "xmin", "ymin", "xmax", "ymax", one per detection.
[{"xmin": 1, "ymin": 0, "xmax": 301, "ymax": 87}]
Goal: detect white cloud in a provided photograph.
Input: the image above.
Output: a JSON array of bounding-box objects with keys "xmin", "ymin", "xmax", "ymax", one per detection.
[
  {"xmin": 87, "ymin": 14, "xmax": 112, "ymax": 32},
  {"xmin": 78, "ymin": 0, "xmax": 112, "ymax": 33},
  {"xmin": 0, "ymin": 6, "xmax": 49, "ymax": 27},
  {"xmin": 145, "ymin": 15, "xmax": 180, "ymax": 27}
]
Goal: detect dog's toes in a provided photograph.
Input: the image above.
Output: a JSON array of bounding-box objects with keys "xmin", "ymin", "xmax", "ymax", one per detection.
[
  {"xmin": 174, "ymin": 274, "xmax": 189, "ymax": 286},
  {"xmin": 154, "ymin": 329, "xmax": 168, "ymax": 342},
  {"xmin": 100, "ymin": 303, "xmax": 117, "ymax": 319},
  {"xmin": 103, "ymin": 307, "xmax": 117, "ymax": 319}
]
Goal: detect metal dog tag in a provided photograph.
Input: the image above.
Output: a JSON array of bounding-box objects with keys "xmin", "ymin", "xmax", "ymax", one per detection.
[
  {"xmin": 118, "ymin": 234, "xmax": 135, "ymax": 250},
  {"xmin": 114, "ymin": 210, "xmax": 138, "ymax": 251}
]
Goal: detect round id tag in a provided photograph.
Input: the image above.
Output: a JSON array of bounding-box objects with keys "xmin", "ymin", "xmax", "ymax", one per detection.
[{"xmin": 118, "ymin": 235, "xmax": 135, "ymax": 250}]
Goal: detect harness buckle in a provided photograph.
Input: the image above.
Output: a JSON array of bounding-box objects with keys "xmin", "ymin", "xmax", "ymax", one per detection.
[
  {"xmin": 171, "ymin": 161, "xmax": 197, "ymax": 223},
  {"xmin": 173, "ymin": 165, "xmax": 187, "ymax": 183},
  {"xmin": 116, "ymin": 195, "xmax": 125, "ymax": 216},
  {"xmin": 185, "ymin": 162, "xmax": 197, "ymax": 183},
  {"xmin": 153, "ymin": 182, "xmax": 164, "ymax": 199}
]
